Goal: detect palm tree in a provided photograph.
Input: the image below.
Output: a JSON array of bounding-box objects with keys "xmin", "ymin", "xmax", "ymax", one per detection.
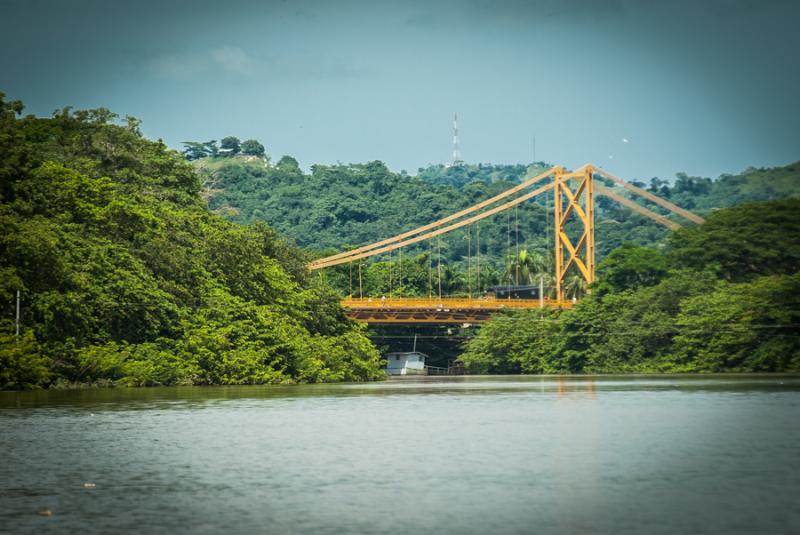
[
  {"xmin": 441, "ymin": 264, "xmax": 466, "ymax": 296},
  {"xmin": 477, "ymin": 264, "xmax": 501, "ymax": 293},
  {"xmin": 565, "ymin": 273, "xmax": 587, "ymax": 300},
  {"xmin": 503, "ymin": 249, "xmax": 554, "ymax": 289}
]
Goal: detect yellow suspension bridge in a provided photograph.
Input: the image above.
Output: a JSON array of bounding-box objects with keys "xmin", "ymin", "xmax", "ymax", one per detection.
[{"xmin": 308, "ymin": 164, "xmax": 704, "ymax": 324}]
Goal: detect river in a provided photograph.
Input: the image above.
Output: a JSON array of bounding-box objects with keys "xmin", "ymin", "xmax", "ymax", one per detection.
[{"xmin": 1, "ymin": 375, "xmax": 799, "ymax": 534}]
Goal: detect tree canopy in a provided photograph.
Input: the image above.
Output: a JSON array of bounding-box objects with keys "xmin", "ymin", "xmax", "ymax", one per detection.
[
  {"xmin": 0, "ymin": 93, "xmax": 383, "ymax": 389},
  {"xmin": 192, "ymin": 148, "xmax": 800, "ymax": 300},
  {"xmin": 460, "ymin": 200, "xmax": 800, "ymax": 374},
  {"xmin": 220, "ymin": 136, "xmax": 241, "ymax": 155},
  {"xmin": 241, "ymin": 139, "xmax": 265, "ymax": 157}
]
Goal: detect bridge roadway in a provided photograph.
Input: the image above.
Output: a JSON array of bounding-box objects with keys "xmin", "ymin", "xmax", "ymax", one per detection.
[{"xmin": 340, "ymin": 297, "xmax": 574, "ymax": 324}]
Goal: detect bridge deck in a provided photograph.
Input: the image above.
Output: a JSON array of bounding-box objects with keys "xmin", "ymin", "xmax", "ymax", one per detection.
[{"xmin": 341, "ymin": 297, "xmax": 573, "ymax": 324}]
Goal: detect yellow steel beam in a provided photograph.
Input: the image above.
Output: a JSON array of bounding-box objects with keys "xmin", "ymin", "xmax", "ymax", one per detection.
[
  {"xmin": 553, "ymin": 168, "xmax": 564, "ymax": 301},
  {"xmin": 345, "ymin": 312, "xmax": 490, "ymax": 324},
  {"xmin": 585, "ymin": 165, "xmax": 596, "ymax": 285},
  {"xmin": 342, "ymin": 297, "xmax": 574, "ymax": 324},
  {"xmin": 559, "ymin": 230, "xmax": 591, "ymax": 282},
  {"xmin": 561, "ymin": 182, "xmax": 588, "ymax": 222},
  {"xmin": 553, "ymin": 166, "xmax": 594, "ymax": 301},
  {"xmin": 595, "ymin": 184, "xmax": 682, "ymax": 230},
  {"xmin": 593, "ymin": 168, "xmax": 705, "ymax": 224},
  {"xmin": 341, "ymin": 297, "xmax": 572, "ymax": 310}
]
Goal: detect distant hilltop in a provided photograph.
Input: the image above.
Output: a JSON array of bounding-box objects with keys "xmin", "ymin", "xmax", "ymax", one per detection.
[{"xmin": 182, "ymin": 136, "xmax": 267, "ymax": 162}]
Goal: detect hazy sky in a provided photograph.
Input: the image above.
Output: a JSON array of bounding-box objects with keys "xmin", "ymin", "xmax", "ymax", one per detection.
[{"xmin": 1, "ymin": 0, "xmax": 798, "ymax": 180}]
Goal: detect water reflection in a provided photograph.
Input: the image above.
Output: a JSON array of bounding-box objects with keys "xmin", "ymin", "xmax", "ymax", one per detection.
[
  {"xmin": 1, "ymin": 375, "xmax": 799, "ymax": 535},
  {"xmin": 1, "ymin": 374, "xmax": 798, "ymax": 411},
  {"xmin": 556, "ymin": 377, "xmax": 596, "ymax": 399}
]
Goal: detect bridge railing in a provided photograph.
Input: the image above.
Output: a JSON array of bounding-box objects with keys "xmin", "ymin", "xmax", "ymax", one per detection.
[{"xmin": 340, "ymin": 297, "xmax": 574, "ymax": 310}]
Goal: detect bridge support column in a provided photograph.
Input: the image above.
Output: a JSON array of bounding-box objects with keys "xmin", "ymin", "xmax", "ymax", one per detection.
[
  {"xmin": 554, "ymin": 168, "xmax": 564, "ymax": 302},
  {"xmin": 553, "ymin": 165, "xmax": 595, "ymax": 302}
]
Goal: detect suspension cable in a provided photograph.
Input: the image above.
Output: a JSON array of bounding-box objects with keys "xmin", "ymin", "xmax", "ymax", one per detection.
[
  {"xmin": 309, "ymin": 167, "xmax": 559, "ymax": 268},
  {"xmin": 476, "ymin": 221, "xmax": 481, "ymax": 295},
  {"xmin": 524, "ymin": 201, "xmax": 529, "ymax": 284},
  {"xmin": 428, "ymin": 238, "xmax": 433, "ymax": 299},
  {"xmin": 349, "ymin": 261, "xmax": 353, "ymax": 298},
  {"xmin": 388, "ymin": 248, "xmax": 392, "ymax": 299},
  {"xmin": 437, "ymin": 236, "xmax": 443, "ymax": 300},
  {"xmin": 398, "ymin": 247, "xmax": 402, "ymax": 297},
  {"xmin": 507, "ymin": 209, "xmax": 512, "ymax": 298},
  {"xmin": 546, "ymin": 174, "xmax": 551, "ymax": 269},
  {"xmin": 467, "ymin": 225, "xmax": 472, "ymax": 299},
  {"xmin": 358, "ymin": 260, "xmax": 363, "ymax": 299},
  {"xmin": 515, "ymin": 205, "xmax": 520, "ymax": 285}
]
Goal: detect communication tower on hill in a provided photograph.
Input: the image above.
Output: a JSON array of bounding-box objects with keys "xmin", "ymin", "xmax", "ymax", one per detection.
[{"xmin": 450, "ymin": 112, "xmax": 463, "ymax": 167}]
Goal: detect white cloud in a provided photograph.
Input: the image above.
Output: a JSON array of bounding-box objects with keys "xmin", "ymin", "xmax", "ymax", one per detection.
[
  {"xmin": 147, "ymin": 54, "xmax": 209, "ymax": 80},
  {"xmin": 146, "ymin": 46, "xmax": 258, "ymax": 80},
  {"xmin": 145, "ymin": 45, "xmax": 371, "ymax": 82},
  {"xmin": 210, "ymin": 46, "xmax": 256, "ymax": 75}
]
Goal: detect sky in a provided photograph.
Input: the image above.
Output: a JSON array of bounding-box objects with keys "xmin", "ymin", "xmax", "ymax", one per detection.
[{"xmin": 1, "ymin": 0, "xmax": 799, "ymax": 180}]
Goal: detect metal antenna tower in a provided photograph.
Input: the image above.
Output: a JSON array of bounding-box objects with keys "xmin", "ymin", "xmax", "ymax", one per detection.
[{"xmin": 451, "ymin": 112, "xmax": 463, "ymax": 166}]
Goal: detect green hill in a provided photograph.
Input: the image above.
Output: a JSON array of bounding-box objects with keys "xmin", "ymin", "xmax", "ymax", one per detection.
[
  {"xmin": 193, "ymin": 149, "xmax": 800, "ymax": 296},
  {"xmin": 0, "ymin": 95, "xmax": 383, "ymax": 389},
  {"xmin": 417, "ymin": 162, "xmax": 537, "ymax": 188},
  {"xmin": 197, "ymin": 151, "xmax": 800, "ymax": 254}
]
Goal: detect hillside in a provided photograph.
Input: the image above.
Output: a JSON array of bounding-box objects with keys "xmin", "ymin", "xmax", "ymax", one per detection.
[
  {"xmin": 196, "ymin": 158, "xmax": 669, "ymax": 257},
  {"xmin": 0, "ymin": 95, "xmax": 383, "ymax": 389},
  {"xmin": 417, "ymin": 162, "xmax": 538, "ymax": 188},
  {"xmin": 194, "ymin": 151, "xmax": 800, "ymax": 296}
]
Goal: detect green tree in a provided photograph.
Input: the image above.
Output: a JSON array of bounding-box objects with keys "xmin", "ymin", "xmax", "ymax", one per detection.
[
  {"xmin": 241, "ymin": 139, "xmax": 265, "ymax": 157},
  {"xmin": 276, "ymin": 155, "xmax": 300, "ymax": 170},
  {"xmin": 0, "ymin": 328, "xmax": 52, "ymax": 389},
  {"xmin": 182, "ymin": 141, "xmax": 209, "ymax": 161},
  {"xmin": 0, "ymin": 99, "xmax": 384, "ymax": 389},
  {"xmin": 203, "ymin": 140, "xmax": 219, "ymax": 157},
  {"xmin": 220, "ymin": 136, "xmax": 241, "ymax": 155},
  {"xmin": 564, "ymin": 273, "xmax": 587, "ymax": 300},
  {"xmin": 460, "ymin": 310, "xmax": 562, "ymax": 374},
  {"xmin": 667, "ymin": 199, "xmax": 800, "ymax": 282},
  {"xmin": 673, "ymin": 274, "xmax": 800, "ymax": 372},
  {"xmin": 593, "ymin": 243, "xmax": 668, "ymax": 296}
]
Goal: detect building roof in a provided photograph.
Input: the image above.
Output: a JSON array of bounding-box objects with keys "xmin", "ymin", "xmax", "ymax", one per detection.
[{"xmin": 486, "ymin": 285, "xmax": 539, "ymax": 292}]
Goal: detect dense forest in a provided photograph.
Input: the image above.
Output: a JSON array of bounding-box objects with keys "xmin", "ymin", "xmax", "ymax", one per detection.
[
  {"xmin": 461, "ymin": 199, "xmax": 800, "ymax": 373},
  {"xmin": 193, "ymin": 145, "xmax": 800, "ymax": 298},
  {"xmin": 197, "ymin": 155, "xmax": 671, "ymax": 263},
  {"xmin": 196, "ymin": 150, "xmax": 800, "ymax": 255},
  {"xmin": 0, "ymin": 94, "xmax": 383, "ymax": 389}
]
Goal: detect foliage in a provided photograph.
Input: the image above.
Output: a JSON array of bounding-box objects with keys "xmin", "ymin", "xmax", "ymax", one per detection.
[
  {"xmin": 0, "ymin": 326, "xmax": 52, "ymax": 389},
  {"xmin": 197, "ymin": 157, "xmax": 563, "ymax": 295},
  {"xmin": 193, "ymin": 141, "xmax": 799, "ymax": 300},
  {"xmin": 673, "ymin": 274, "xmax": 800, "ymax": 372},
  {"xmin": 593, "ymin": 242, "xmax": 669, "ymax": 296},
  {"xmin": 241, "ymin": 139, "xmax": 265, "ymax": 157},
  {"xmin": 417, "ymin": 162, "xmax": 542, "ymax": 188},
  {"xmin": 666, "ymin": 199, "xmax": 800, "ymax": 282},
  {"xmin": 220, "ymin": 136, "xmax": 241, "ymax": 155},
  {"xmin": 182, "ymin": 140, "xmax": 219, "ymax": 161},
  {"xmin": 0, "ymin": 93, "xmax": 383, "ymax": 389},
  {"xmin": 461, "ymin": 201, "xmax": 800, "ymax": 374},
  {"xmin": 458, "ymin": 310, "xmax": 561, "ymax": 374}
]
